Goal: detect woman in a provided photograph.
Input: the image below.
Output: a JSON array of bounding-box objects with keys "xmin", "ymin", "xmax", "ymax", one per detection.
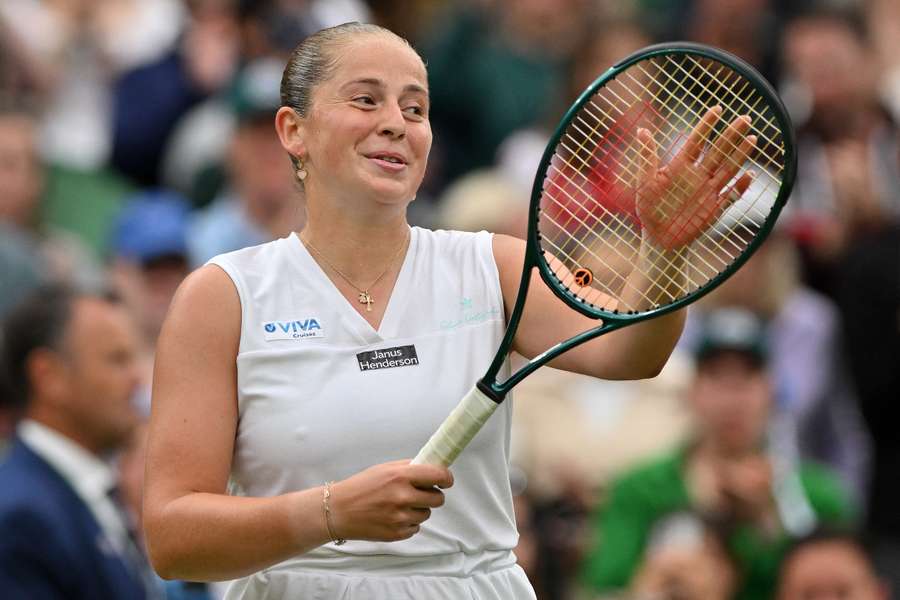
[{"xmin": 144, "ymin": 22, "xmax": 755, "ymax": 599}]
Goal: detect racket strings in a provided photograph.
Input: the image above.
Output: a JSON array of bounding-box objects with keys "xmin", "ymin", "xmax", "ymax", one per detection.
[
  {"xmin": 666, "ymin": 55, "xmax": 784, "ymax": 167},
  {"xmin": 544, "ymin": 140, "xmax": 703, "ymax": 296},
  {"xmin": 626, "ymin": 57, "xmax": 781, "ymax": 250},
  {"xmin": 556, "ymin": 108, "xmax": 736, "ymax": 285},
  {"xmin": 589, "ymin": 77, "xmax": 763, "ymax": 258},
  {"xmin": 551, "ymin": 103, "xmax": 771, "ymax": 303},
  {"xmin": 541, "ymin": 179, "xmax": 676, "ymax": 311},
  {"xmin": 637, "ymin": 57, "xmax": 783, "ymax": 191},
  {"xmin": 561, "ymin": 81, "xmax": 755, "ymax": 267},
  {"xmin": 543, "ymin": 150, "xmax": 712, "ymax": 311},
  {"xmin": 582, "ymin": 56, "xmax": 779, "ymax": 224},
  {"xmin": 538, "ymin": 52, "xmax": 786, "ymax": 314},
  {"xmin": 551, "ymin": 105, "xmax": 698, "ymax": 293},
  {"xmin": 567, "ymin": 105, "xmax": 748, "ymax": 263},
  {"xmin": 597, "ymin": 63, "xmax": 776, "ymax": 231}
]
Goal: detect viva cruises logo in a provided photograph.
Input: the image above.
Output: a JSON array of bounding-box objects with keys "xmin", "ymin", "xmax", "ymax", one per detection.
[{"xmin": 262, "ymin": 318, "xmax": 324, "ymax": 340}]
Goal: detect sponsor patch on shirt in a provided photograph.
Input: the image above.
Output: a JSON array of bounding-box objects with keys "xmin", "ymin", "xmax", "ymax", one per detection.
[
  {"xmin": 357, "ymin": 345, "xmax": 419, "ymax": 371},
  {"xmin": 262, "ymin": 318, "xmax": 324, "ymax": 340}
]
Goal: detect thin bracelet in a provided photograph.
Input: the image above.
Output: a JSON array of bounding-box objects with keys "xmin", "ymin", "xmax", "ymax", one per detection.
[{"xmin": 322, "ymin": 481, "xmax": 346, "ymax": 545}]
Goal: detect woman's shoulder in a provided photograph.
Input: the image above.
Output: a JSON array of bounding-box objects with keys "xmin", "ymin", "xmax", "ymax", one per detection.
[
  {"xmin": 159, "ymin": 263, "xmax": 242, "ymax": 348},
  {"xmin": 206, "ymin": 236, "xmax": 292, "ymax": 271}
]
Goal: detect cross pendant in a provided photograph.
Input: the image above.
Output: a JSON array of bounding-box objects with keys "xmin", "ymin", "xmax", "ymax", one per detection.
[{"xmin": 358, "ymin": 291, "xmax": 373, "ymax": 312}]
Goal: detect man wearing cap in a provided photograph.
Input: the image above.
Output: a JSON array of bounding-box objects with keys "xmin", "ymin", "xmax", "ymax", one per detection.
[
  {"xmin": 580, "ymin": 308, "xmax": 855, "ymax": 600},
  {"xmin": 110, "ymin": 191, "xmax": 194, "ymax": 354}
]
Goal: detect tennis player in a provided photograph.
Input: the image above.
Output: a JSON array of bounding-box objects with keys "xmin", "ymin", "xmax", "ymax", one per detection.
[{"xmin": 144, "ymin": 22, "xmax": 755, "ymax": 599}]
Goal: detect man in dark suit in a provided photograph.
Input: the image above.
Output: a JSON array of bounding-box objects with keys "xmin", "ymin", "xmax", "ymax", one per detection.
[{"xmin": 0, "ymin": 285, "xmax": 159, "ymax": 599}]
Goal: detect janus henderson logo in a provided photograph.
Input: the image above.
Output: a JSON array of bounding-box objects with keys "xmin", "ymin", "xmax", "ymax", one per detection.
[
  {"xmin": 356, "ymin": 345, "xmax": 419, "ymax": 371},
  {"xmin": 262, "ymin": 318, "xmax": 324, "ymax": 340}
]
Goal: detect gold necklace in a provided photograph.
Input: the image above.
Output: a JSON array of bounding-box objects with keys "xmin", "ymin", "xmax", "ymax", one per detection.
[{"xmin": 302, "ymin": 230, "xmax": 410, "ymax": 312}]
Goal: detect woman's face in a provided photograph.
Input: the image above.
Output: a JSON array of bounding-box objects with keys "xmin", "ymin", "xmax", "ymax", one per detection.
[{"xmin": 298, "ymin": 35, "xmax": 432, "ymax": 210}]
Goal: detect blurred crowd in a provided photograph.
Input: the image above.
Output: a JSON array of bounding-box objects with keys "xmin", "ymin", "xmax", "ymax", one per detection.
[{"xmin": 1, "ymin": 1, "xmax": 899, "ymax": 599}]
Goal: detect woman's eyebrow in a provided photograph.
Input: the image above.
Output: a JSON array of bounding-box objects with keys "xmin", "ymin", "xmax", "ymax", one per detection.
[{"xmin": 341, "ymin": 78, "xmax": 428, "ymax": 94}]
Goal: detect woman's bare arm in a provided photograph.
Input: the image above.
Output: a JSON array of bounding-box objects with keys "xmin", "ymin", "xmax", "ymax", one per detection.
[
  {"xmin": 143, "ymin": 265, "xmax": 332, "ymax": 580},
  {"xmin": 493, "ymin": 235, "xmax": 684, "ymax": 380}
]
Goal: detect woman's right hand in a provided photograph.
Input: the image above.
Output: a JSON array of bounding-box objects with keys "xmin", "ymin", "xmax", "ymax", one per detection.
[{"xmin": 327, "ymin": 460, "xmax": 454, "ymax": 542}]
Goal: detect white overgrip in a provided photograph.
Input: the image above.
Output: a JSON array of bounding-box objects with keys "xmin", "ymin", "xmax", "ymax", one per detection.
[{"xmin": 411, "ymin": 386, "xmax": 499, "ymax": 467}]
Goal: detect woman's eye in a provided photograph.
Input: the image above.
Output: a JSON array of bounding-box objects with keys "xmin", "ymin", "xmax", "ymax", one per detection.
[
  {"xmin": 353, "ymin": 96, "xmax": 376, "ymax": 106},
  {"xmin": 404, "ymin": 105, "xmax": 425, "ymax": 117}
]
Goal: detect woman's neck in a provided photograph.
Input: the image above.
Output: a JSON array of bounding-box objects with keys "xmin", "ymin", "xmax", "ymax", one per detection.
[{"xmin": 299, "ymin": 210, "xmax": 410, "ymax": 285}]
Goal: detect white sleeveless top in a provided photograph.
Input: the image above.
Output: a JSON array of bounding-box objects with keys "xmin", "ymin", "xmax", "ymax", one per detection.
[{"xmin": 208, "ymin": 228, "xmax": 534, "ymax": 599}]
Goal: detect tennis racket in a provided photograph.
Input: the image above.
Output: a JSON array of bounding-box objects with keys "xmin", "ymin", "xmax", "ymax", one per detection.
[{"xmin": 413, "ymin": 42, "xmax": 796, "ymax": 467}]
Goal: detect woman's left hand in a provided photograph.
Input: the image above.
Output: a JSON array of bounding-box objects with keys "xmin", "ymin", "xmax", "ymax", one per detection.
[{"xmin": 635, "ymin": 106, "xmax": 758, "ymax": 250}]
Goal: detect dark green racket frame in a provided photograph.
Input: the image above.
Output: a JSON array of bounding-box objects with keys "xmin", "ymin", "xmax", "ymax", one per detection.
[{"xmin": 476, "ymin": 42, "xmax": 797, "ymax": 402}]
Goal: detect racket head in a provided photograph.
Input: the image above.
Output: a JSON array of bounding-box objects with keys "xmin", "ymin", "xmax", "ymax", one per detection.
[{"xmin": 527, "ymin": 42, "xmax": 796, "ymax": 323}]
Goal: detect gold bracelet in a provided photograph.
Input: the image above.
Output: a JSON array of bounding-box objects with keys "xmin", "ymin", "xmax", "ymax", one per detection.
[{"xmin": 322, "ymin": 481, "xmax": 346, "ymax": 545}]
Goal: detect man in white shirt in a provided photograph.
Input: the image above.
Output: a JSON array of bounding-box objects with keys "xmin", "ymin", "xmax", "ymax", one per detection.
[{"xmin": 0, "ymin": 284, "xmax": 159, "ymax": 599}]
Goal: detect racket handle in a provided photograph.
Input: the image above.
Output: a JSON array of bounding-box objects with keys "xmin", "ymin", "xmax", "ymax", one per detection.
[{"xmin": 411, "ymin": 386, "xmax": 499, "ymax": 467}]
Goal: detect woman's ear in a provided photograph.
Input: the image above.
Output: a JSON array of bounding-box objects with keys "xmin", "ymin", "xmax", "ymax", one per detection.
[{"xmin": 275, "ymin": 106, "xmax": 306, "ymax": 160}]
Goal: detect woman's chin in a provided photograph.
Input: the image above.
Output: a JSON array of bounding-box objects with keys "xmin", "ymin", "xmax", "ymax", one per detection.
[{"xmin": 366, "ymin": 183, "xmax": 416, "ymax": 207}]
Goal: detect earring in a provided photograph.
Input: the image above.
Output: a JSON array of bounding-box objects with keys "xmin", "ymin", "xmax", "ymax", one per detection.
[{"xmin": 297, "ymin": 158, "xmax": 308, "ymax": 181}]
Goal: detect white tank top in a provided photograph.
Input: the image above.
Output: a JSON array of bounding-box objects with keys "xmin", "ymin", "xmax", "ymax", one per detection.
[{"xmin": 208, "ymin": 227, "xmax": 518, "ymax": 565}]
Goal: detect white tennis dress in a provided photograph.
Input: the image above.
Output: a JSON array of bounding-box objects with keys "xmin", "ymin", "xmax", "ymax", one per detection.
[{"xmin": 208, "ymin": 227, "xmax": 535, "ymax": 600}]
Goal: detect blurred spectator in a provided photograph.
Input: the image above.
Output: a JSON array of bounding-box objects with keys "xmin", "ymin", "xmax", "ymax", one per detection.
[
  {"xmin": 0, "ymin": 225, "xmax": 42, "ymax": 455},
  {"xmin": 630, "ymin": 513, "xmax": 739, "ymax": 600},
  {"xmin": 368, "ymin": 0, "xmax": 446, "ymax": 43},
  {"xmin": 110, "ymin": 192, "xmax": 193, "ymax": 350},
  {"xmin": 237, "ymin": 0, "xmax": 370, "ymax": 62},
  {"xmin": 108, "ymin": 195, "xmax": 211, "ymax": 599},
  {"xmin": 836, "ymin": 223, "xmax": 900, "ymax": 595},
  {"xmin": 422, "ymin": 0, "xmax": 592, "ymax": 190},
  {"xmin": 0, "ymin": 285, "xmax": 159, "ymax": 598},
  {"xmin": 188, "ymin": 59, "xmax": 302, "ymax": 266},
  {"xmin": 496, "ymin": 17, "xmax": 652, "ymax": 199},
  {"xmin": 162, "ymin": 0, "xmax": 370, "ymax": 203},
  {"xmin": 111, "ymin": 0, "xmax": 240, "ymax": 187},
  {"xmin": 777, "ymin": 530, "xmax": 890, "ymax": 600},
  {"xmin": 435, "ymin": 169, "xmax": 529, "ymax": 236},
  {"xmin": 512, "ymin": 355, "xmax": 695, "ymax": 600},
  {"xmin": 0, "ymin": 20, "xmax": 53, "ymax": 99},
  {"xmin": 0, "ymin": 339, "xmax": 19, "ymax": 457},
  {"xmin": 684, "ymin": 0, "xmax": 780, "ymax": 82},
  {"xmin": 0, "ymin": 104, "xmax": 105, "ymax": 289},
  {"xmin": 779, "ymin": 5, "xmax": 900, "ymax": 296},
  {"xmin": 0, "ymin": 0, "xmax": 183, "ymax": 170},
  {"xmin": 510, "ymin": 469, "xmax": 540, "ymax": 589},
  {"xmin": 629, "ymin": 0, "xmax": 690, "ymax": 41},
  {"xmin": 869, "ymin": 0, "xmax": 900, "ymax": 123},
  {"xmin": 109, "ymin": 191, "xmax": 193, "ymax": 411},
  {"xmin": 580, "ymin": 309, "xmax": 854, "ymax": 600},
  {"xmin": 0, "ymin": 223, "xmax": 45, "ymax": 318},
  {"xmin": 682, "ymin": 231, "xmax": 871, "ymax": 502}
]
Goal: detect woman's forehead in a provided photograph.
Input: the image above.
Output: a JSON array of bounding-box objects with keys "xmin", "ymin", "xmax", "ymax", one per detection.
[{"xmin": 329, "ymin": 35, "xmax": 428, "ymax": 89}]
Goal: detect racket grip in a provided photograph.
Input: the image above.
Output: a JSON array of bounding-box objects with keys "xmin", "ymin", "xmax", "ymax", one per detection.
[{"xmin": 411, "ymin": 386, "xmax": 499, "ymax": 467}]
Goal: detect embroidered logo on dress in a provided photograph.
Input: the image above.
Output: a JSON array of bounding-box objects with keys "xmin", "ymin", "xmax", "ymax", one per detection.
[
  {"xmin": 262, "ymin": 319, "xmax": 324, "ymax": 340},
  {"xmin": 440, "ymin": 297, "xmax": 501, "ymax": 330},
  {"xmin": 356, "ymin": 345, "xmax": 419, "ymax": 371}
]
